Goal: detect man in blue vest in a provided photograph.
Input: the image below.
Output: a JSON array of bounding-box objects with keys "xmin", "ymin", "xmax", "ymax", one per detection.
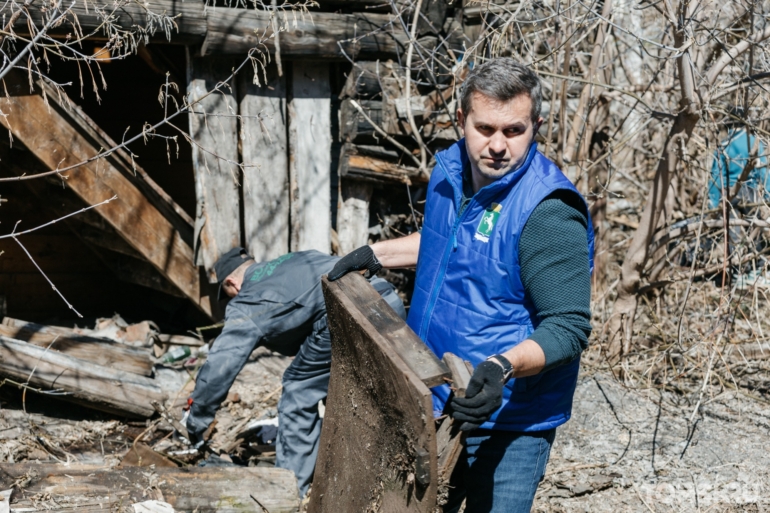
[{"xmin": 329, "ymin": 58, "xmax": 593, "ymax": 512}]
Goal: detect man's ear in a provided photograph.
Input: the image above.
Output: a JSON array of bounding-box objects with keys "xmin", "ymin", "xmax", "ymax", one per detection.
[
  {"xmin": 533, "ymin": 116, "xmax": 544, "ymax": 138},
  {"xmin": 223, "ymin": 275, "xmax": 239, "ymax": 294},
  {"xmin": 457, "ymin": 108, "xmax": 466, "ymax": 136}
]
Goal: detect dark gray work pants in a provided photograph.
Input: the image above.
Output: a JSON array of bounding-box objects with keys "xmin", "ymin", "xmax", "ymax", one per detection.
[{"xmin": 276, "ymin": 283, "xmax": 405, "ymax": 496}]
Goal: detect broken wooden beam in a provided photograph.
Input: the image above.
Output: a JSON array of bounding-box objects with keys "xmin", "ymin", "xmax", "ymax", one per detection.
[
  {"xmin": 0, "ymin": 323, "xmax": 153, "ymax": 377},
  {"xmin": 340, "ymin": 146, "xmax": 427, "ymax": 185},
  {"xmin": 202, "ymin": 10, "xmax": 416, "ymax": 59},
  {"xmin": 0, "ymin": 464, "xmax": 299, "ymax": 512},
  {"xmin": 0, "ymin": 335, "xmax": 164, "ymax": 417}
]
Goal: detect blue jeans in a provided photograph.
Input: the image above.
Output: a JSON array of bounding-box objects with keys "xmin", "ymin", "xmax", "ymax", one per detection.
[{"xmin": 446, "ymin": 428, "xmax": 556, "ymax": 513}]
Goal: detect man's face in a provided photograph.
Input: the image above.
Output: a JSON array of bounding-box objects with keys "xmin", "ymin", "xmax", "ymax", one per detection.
[{"xmin": 458, "ymin": 92, "xmax": 542, "ymax": 191}]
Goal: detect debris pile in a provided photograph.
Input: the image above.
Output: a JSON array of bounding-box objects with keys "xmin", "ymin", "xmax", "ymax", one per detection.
[{"xmin": 0, "ymin": 315, "xmax": 299, "ymax": 512}]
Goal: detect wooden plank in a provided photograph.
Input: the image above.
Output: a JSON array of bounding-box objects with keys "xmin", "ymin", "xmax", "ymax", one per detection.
[
  {"xmin": 341, "ymin": 148, "xmax": 427, "ymax": 185},
  {"xmin": 0, "ymin": 464, "xmax": 299, "ymax": 513},
  {"xmin": 442, "ymin": 352, "xmax": 472, "ymax": 399},
  {"xmin": 239, "ymin": 65, "xmax": 290, "ymax": 262},
  {"xmin": 0, "ymin": 335, "xmax": 164, "ymax": 417},
  {"xmin": 187, "ymin": 55, "xmax": 242, "ymax": 282},
  {"xmin": 0, "ymin": 324, "xmax": 153, "ymax": 377},
  {"xmin": 333, "ymin": 273, "xmax": 449, "ymax": 388},
  {"xmin": 0, "ymin": 74, "xmax": 210, "ymax": 318},
  {"xmin": 309, "ymin": 275, "xmax": 440, "ymax": 513},
  {"xmin": 202, "ymin": 10, "xmax": 411, "ymax": 59},
  {"xmin": 288, "ymin": 61, "xmax": 331, "ymax": 253},
  {"xmin": 337, "ymin": 181, "xmax": 372, "ymax": 255},
  {"xmin": 435, "ymin": 352, "xmax": 473, "ymax": 492},
  {"xmin": 14, "ymin": 0, "xmax": 207, "ymax": 44}
]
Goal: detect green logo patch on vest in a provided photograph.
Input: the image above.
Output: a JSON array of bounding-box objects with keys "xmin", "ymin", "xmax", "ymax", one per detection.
[{"xmin": 474, "ymin": 203, "xmax": 502, "ymax": 243}]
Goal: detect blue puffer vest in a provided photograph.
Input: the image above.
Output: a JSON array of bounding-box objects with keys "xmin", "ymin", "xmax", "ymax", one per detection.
[{"xmin": 407, "ymin": 140, "xmax": 594, "ymax": 431}]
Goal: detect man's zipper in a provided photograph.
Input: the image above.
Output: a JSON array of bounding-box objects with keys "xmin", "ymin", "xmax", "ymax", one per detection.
[{"xmin": 418, "ymin": 167, "xmax": 474, "ymax": 340}]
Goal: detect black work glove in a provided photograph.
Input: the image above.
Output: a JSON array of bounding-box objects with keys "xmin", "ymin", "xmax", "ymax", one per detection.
[
  {"xmin": 328, "ymin": 245, "xmax": 382, "ymax": 281},
  {"xmin": 449, "ymin": 361, "xmax": 505, "ymax": 432}
]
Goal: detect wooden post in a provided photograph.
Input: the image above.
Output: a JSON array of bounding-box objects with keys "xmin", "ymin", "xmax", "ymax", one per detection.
[
  {"xmin": 239, "ymin": 65, "xmax": 290, "ymax": 261},
  {"xmin": 288, "ymin": 61, "xmax": 332, "ymax": 253},
  {"xmin": 187, "ymin": 54, "xmax": 242, "ymax": 282},
  {"xmin": 337, "ymin": 180, "xmax": 372, "ymax": 255}
]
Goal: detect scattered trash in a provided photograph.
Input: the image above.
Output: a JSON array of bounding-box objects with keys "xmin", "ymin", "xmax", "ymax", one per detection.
[
  {"xmin": 0, "ymin": 489, "xmax": 12, "ymax": 513},
  {"xmin": 133, "ymin": 500, "xmax": 176, "ymax": 513}
]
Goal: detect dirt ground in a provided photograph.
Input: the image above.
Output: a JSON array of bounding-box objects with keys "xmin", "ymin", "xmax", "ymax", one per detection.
[{"xmin": 535, "ymin": 369, "xmax": 770, "ymax": 512}]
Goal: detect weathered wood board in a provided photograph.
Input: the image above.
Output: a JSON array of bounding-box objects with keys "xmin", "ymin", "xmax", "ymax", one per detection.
[
  {"xmin": 0, "ymin": 464, "xmax": 299, "ymax": 513},
  {"xmin": 0, "ymin": 335, "xmax": 164, "ymax": 418},
  {"xmin": 0, "ymin": 323, "xmax": 153, "ymax": 377},
  {"xmin": 289, "ymin": 62, "xmax": 332, "ymax": 253},
  {"xmin": 187, "ymin": 55, "xmax": 242, "ymax": 283},
  {"xmin": 239, "ymin": 65, "xmax": 290, "ymax": 262},
  {"xmin": 202, "ymin": 10, "xmax": 410, "ymax": 58},
  {"xmin": 331, "ymin": 274, "xmax": 449, "ymax": 387},
  {"xmin": 337, "ymin": 181, "xmax": 372, "ymax": 255},
  {"xmin": 309, "ymin": 274, "xmax": 448, "ymax": 513}
]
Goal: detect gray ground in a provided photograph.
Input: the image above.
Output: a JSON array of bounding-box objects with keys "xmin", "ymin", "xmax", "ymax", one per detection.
[{"xmin": 535, "ymin": 370, "xmax": 770, "ymax": 512}]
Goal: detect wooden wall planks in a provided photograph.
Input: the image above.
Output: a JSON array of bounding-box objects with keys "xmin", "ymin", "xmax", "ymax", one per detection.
[
  {"xmin": 288, "ymin": 61, "xmax": 332, "ymax": 253},
  {"xmin": 187, "ymin": 55, "xmax": 243, "ymax": 282},
  {"xmin": 337, "ymin": 181, "xmax": 372, "ymax": 255},
  {"xmin": 239, "ymin": 65, "xmax": 291, "ymax": 262}
]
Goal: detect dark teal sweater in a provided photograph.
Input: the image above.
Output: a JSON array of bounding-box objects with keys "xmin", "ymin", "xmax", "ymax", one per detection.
[
  {"xmin": 460, "ymin": 183, "xmax": 592, "ymax": 371},
  {"xmin": 519, "ymin": 191, "xmax": 592, "ymax": 371}
]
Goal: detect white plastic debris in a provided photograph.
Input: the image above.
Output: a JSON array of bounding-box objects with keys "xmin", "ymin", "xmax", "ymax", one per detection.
[
  {"xmin": 1, "ymin": 489, "xmax": 12, "ymax": 513},
  {"xmin": 132, "ymin": 500, "xmax": 176, "ymax": 513}
]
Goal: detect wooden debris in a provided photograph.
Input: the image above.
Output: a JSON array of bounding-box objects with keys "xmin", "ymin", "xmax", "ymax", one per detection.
[
  {"xmin": 0, "ymin": 323, "xmax": 153, "ymax": 377},
  {"xmin": 120, "ymin": 443, "xmax": 178, "ymax": 468},
  {"xmin": 0, "ymin": 335, "xmax": 165, "ymax": 418},
  {"xmin": 0, "ymin": 464, "xmax": 299, "ymax": 513},
  {"xmin": 309, "ymin": 274, "xmax": 444, "ymax": 513}
]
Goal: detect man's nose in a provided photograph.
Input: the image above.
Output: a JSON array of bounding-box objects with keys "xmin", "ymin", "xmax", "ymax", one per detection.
[{"xmin": 488, "ymin": 132, "xmax": 507, "ymax": 154}]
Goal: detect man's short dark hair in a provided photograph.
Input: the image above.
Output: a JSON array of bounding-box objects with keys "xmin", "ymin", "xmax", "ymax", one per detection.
[{"xmin": 459, "ymin": 58, "xmax": 542, "ymax": 122}]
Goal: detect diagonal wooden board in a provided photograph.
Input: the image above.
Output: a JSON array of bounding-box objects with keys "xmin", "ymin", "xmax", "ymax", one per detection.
[
  {"xmin": 309, "ymin": 273, "xmax": 449, "ymax": 513},
  {"xmin": 0, "ymin": 73, "xmax": 212, "ymax": 318}
]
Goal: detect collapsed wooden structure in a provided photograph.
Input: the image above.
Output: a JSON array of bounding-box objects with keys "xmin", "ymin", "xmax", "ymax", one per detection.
[{"xmin": 1, "ymin": 0, "xmax": 478, "ymax": 322}]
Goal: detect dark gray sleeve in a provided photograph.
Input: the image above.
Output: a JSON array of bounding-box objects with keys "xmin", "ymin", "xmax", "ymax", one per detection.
[
  {"xmin": 519, "ymin": 191, "xmax": 592, "ymax": 372},
  {"xmin": 187, "ymin": 305, "xmax": 264, "ymax": 440}
]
